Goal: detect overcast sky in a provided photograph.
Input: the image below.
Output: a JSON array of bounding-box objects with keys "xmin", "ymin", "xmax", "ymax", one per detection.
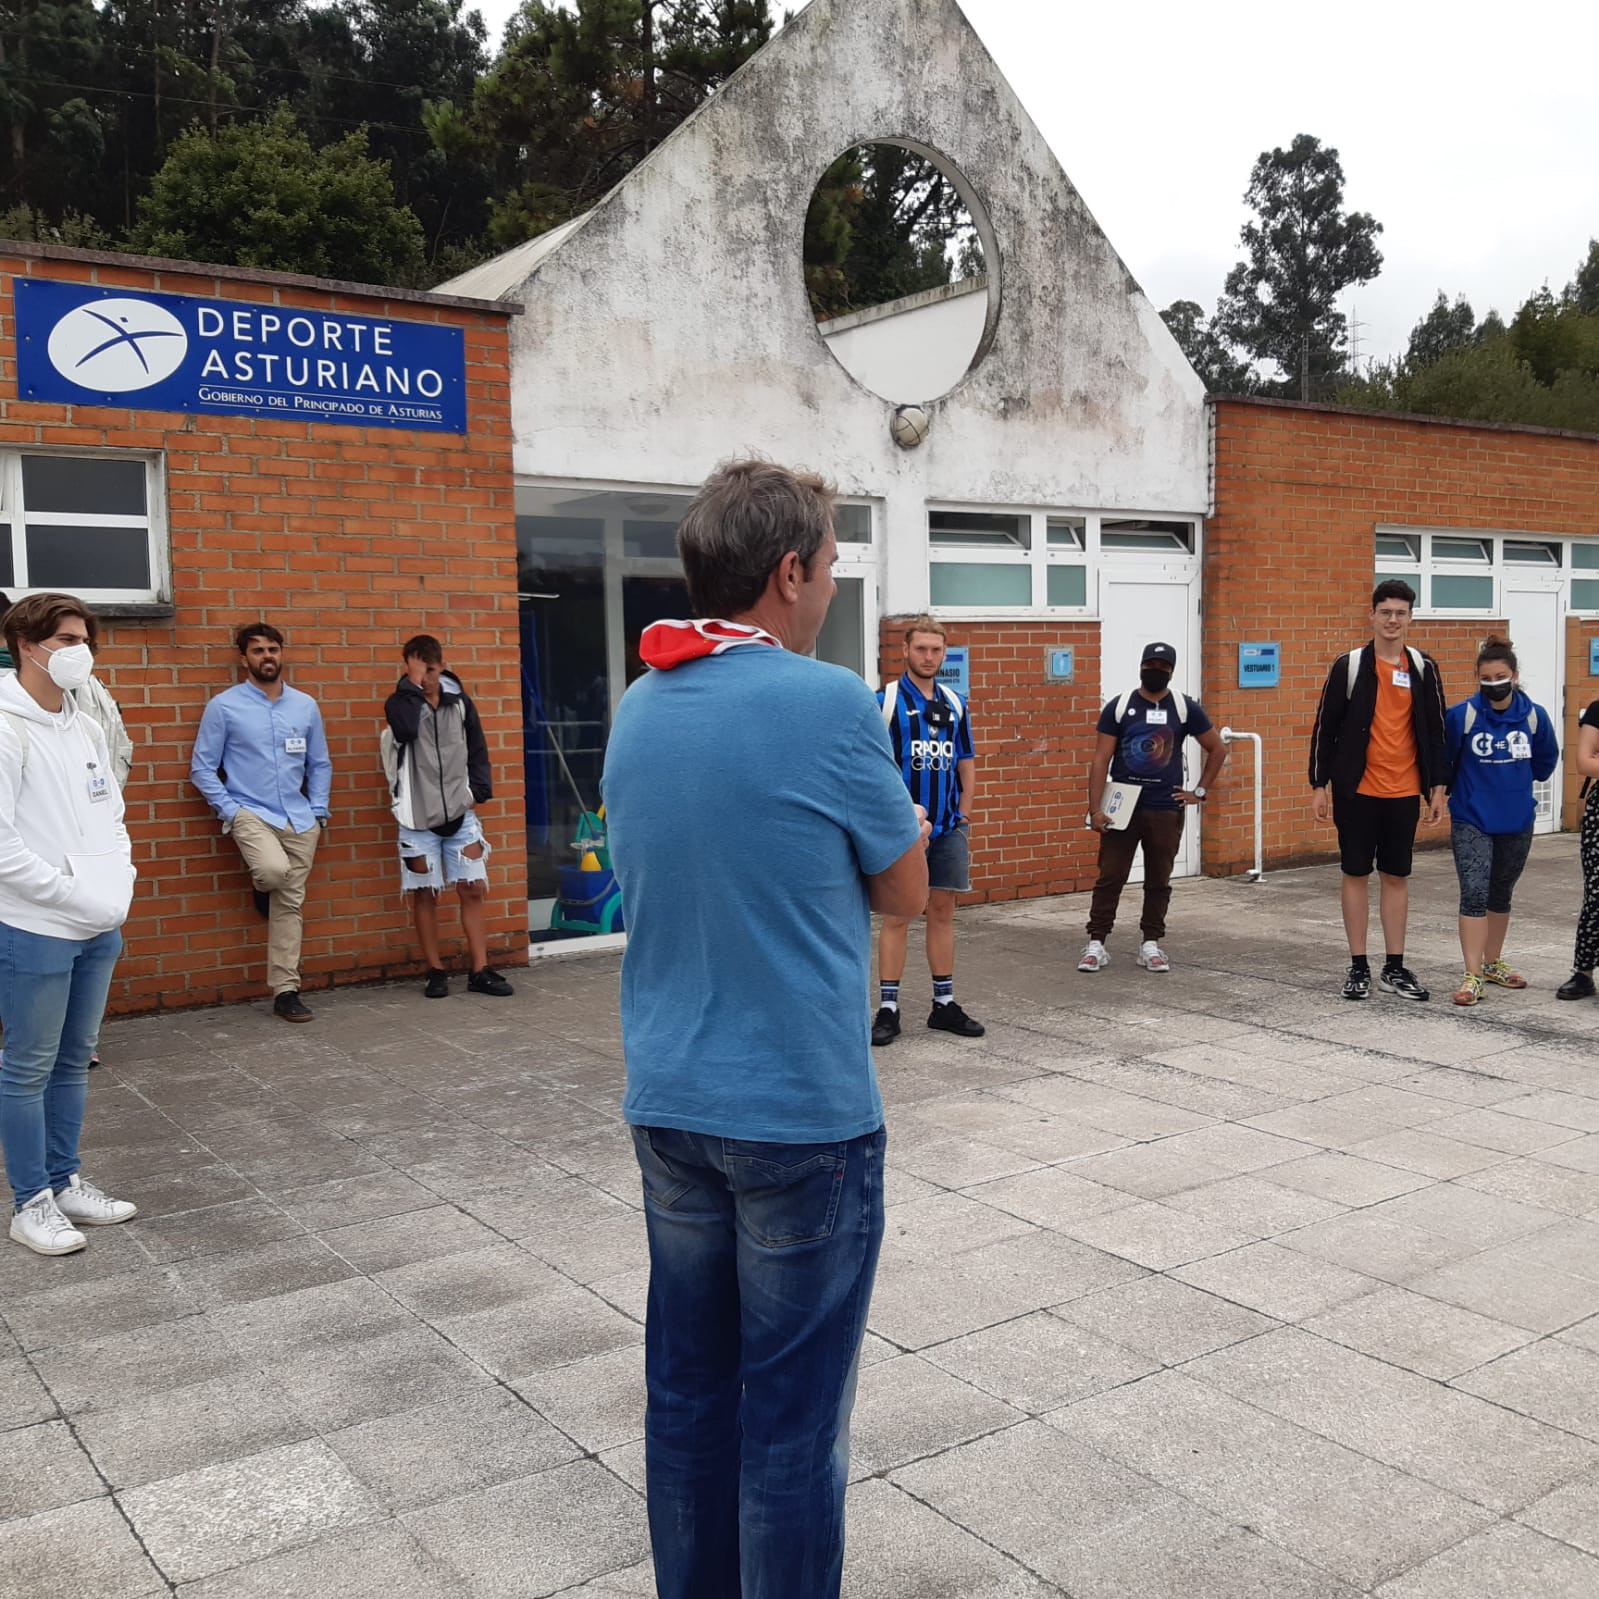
[{"xmin": 469, "ymin": 0, "xmax": 1599, "ymax": 364}]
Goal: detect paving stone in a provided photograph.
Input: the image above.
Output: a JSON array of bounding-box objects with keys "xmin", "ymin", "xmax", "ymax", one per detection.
[
  {"xmin": 104, "ymin": 1161, "xmax": 260, "ymax": 1220},
  {"xmin": 1172, "ymin": 1241, "xmax": 1382, "ymax": 1321},
  {"xmin": 881, "ymin": 1190, "xmax": 1045, "ymax": 1257},
  {"xmin": 1, "ymin": 1267, "xmax": 200, "ymax": 1353},
  {"xmin": 1457, "ymin": 1157, "xmax": 1599, "ymax": 1217},
  {"xmin": 1302, "ymin": 1285, "xmax": 1533, "ymax": 1380},
  {"xmin": 887, "ymin": 1134, "xmax": 1045, "ymax": 1190},
  {"xmin": 1277, "ymin": 1209, "xmax": 1481, "ymax": 1284},
  {"xmin": 121, "ymin": 1439, "xmax": 381, "ymax": 1584},
  {"xmin": 270, "ymin": 1325, "xmax": 489, "ymax": 1430},
  {"xmin": 1143, "ymin": 1121, "xmax": 1316, "ymax": 1176},
  {"xmin": 1051, "ymin": 1274, "xmax": 1279, "ymax": 1364},
  {"xmin": 1422, "ymin": 1107, "xmax": 1588, "ymax": 1157},
  {"xmin": 439, "ymin": 1283, "xmax": 644, "ymax": 1380},
  {"xmin": 554, "ymin": 1558, "xmax": 657, "ymax": 1595},
  {"xmin": 1160, "ymin": 1174, "xmax": 1348, "ymax": 1238},
  {"xmin": 1256, "ymin": 1149, "xmax": 1433, "ymax": 1206},
  {"xmin": 272, "ymin": 1169, "xmax": 442, "ymax": 1230},
  {"xmin": 950, "ymin": 1226, "xmax": 1149, "ymax": 1308},
  {"xmin": 1056, "ymin": 1140, "xmax": 1234, "ymax": 1198},
  {"xmin": 72, "ymin": 1369, "xmax": 312, "ymax": 1490},
  {"xmin": 403, "ymin": 1458, "xmax": 647, "ymax": 1597},
  {"xmin": 1540, "ymin": 1134, "xmax": 1599, "ymax": 1174},
  {"xmin": 326, "ymin": 1387, "xmax": 580, "ymax": 1512},
  {"xmin": 31, "ymin": 1316, "xmax": 239, "ymax": 1415},
  {"xmin": 0, "ymin": 1496, "xmax": 167, "ymax": 1597},
  {"xmin": 1454, "ymin": 1338, "xmax": 1599, "ymax": 1441},
  {"xmin": 1375, "ymin": 1519, "xmax": 1599, "ymax": 1597},
  {"xmin": 978, "ymin": 1114, "xmax": 1131, "ymax": 1164},
  {"xmin": 1244, "ymin": 1095, "xmax": 1445, "ymax": 1151},
  {"xmin": 1189, "ymin": 1326, "xmax": 1599, "ymax": 1511},
  {"xmin": 0, "ymin": 1419, "xmax": 104, "ymax": 1518},
  {"xmin": 169, "ymin": 1235, "xmax": 357, "ymax": 1308},
  {"xmin": 1493, "ymin": 1090, "xmax": 1599, "ymax": 1134},
  {"xmin": 373, "ymin": 1242, "xmax": 568, "ymax": 1321},
  {"xmin": 510, "ymin": 1345, "xmax": 646, "ymax": 1454},
  {"xmin": 1394, "ymin": 1066, "xmax": 1529, "ymax": 1108},
  {"xmin": 922, "ymin": 1309, "xmax": 1158, "ymax": 1413},
  {"xmin": 849, "ymin": 1353, "xmax": 1026, "ymax": 1473},
  {"xmin": 597, "ymin": 1439, "xmax": 646, "ymax": 1495},
  {"xmin": 1345, "ymin": 1129, "xmax": 1509, "ymax": 1179},
  {"xmin": 1363, "ymin": 1183, "xmax": 1566, "ymax": 1247},
  {"xmin": 1049, "ymin": 1198, "xmax": 1252, "ymax": 1269},
  {"xmin": 315, "ymin": 1204, "xmax": 501, "ymax": 1275},
  {"xmin": 1506, "ymin": 1217, "xmax": 1599, "ymax": 1282},
  {"xmin": 1048, "ymin": 1369, "xmax": 1495, "ymax": 1589},
  {"xmin": 179, "ymin": 1522, "xmax": 456, "ymax": 1598},
  {"xmin": 0, "ymin": 1355, "xmax": 57, "ymax": 1433},
  {"xmin": 1410, "ymin": 1243, "xmax": 1599, "ymax": 1334},
  {"xmin": 208, "ymin": 1276, "xmax": 413, "ymax": 1360},
  {"xmin": 134, "ymin": 1197, "xmax": 305, "ymax": 1264},
  {"xmin": 1517, "ymin": 1471, "xmax": 1599, "ymax": 1556}
]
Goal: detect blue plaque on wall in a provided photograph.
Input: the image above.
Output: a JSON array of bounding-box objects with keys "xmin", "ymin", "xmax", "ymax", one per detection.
[
  {"xmin": 936, "ymin": 647, "xmax": 969, "ymax": 696},
  {"xmin": 1238, "ymin": 641, "xmax": 1280, "ymax": 688},
  {"xmin": 1045, "ymin": 647, "xmax": 1075, "ymax": 683},
  {"xmin": 1591, "ymin": 637, "xmax": 1599, "ymax": 676}
]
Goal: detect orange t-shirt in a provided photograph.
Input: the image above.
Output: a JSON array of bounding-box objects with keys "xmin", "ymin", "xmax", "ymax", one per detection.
[{"xmin": 1357, "ymin": 655, "xmax": 1422, "ymax": 798}]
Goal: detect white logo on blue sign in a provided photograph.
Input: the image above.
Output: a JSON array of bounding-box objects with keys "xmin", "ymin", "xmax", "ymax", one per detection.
[{"xmin": 46, "ymin": 297, "xmax": 188, "ymax": 392}]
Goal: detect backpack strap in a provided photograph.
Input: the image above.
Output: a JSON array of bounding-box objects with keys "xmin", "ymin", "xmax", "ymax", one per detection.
[
  {"xmin": 0, "ymin": 710, "xmax": 29, "ymax": 773},
  {"xmin": 1114, "ymin": 689, "xmax": 1133, "ymax": 722},
  {"xmin": 934, "ymin": 682, "xmax": 965, "ymax": 721},
  {"xmin": 1463, "ymin": 702, "xmax": 1476, "ymax": 737},
  {"xmin": 1345, "ymin": 647, "xmax": 1363, "ymax": 699},
  {"xmin": 1168, "ymin": 690, "xmax": 1188, "ymax": 726},
  {"xmin": 880, "ymin": 679, "xmax": 899, "ymax": 728},
  {"xmin": 1528, "ymin": 706, "xmax": 1539, "ymax": 737}
]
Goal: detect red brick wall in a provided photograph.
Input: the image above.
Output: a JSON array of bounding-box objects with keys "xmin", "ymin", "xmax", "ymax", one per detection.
[
  {"xmin": 878, "ymin": 618, "xmax": 1102, "ymax": 902},
  {"xmin": 0, "ymin": 247, "xmax": 522, "ymax": 1013},
  {"xmin": 1204, "ymin": 399, "xmax": 1599, "ymax": 874}
]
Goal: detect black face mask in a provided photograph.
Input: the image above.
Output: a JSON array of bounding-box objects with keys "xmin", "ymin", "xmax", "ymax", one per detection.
[
  {"xmin": 1140, "ymin": 668, "xmax": 1172, "ymax": 694},
  {"xmin": 1480, "ymin": 680, "xmax": 1515, "ymax": 704}
]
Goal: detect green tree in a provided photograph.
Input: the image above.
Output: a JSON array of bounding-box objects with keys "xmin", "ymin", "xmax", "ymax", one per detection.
[
  {"xmin": 128, "ymin": 104, "xmax": 424, "ymax": 281},
  {"xmin": 1406, "ymin": 292, "xmax": 1475, "ymax": 371},
  {"xmin": 1568, "ymin": 239, "xmax": 1599, "ymax": 315},
  {"xmin": 1159, "ymin": 299, "xmax": 1259, "ymax": 394},
  {"xmin": 1214, "ymin": 133, "xmax": 1383, "ymax": 400},
  {"xmin": 0, "ymin": 0, "xmax": 108, "ymax": 216}
]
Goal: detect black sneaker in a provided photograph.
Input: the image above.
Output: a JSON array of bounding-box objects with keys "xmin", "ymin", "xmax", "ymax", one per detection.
[
  {"xmin": 928, "ymin": 1001, "xmax": 985, "ymax": 1038},
  {"xmin": 1342, "ymin": 965, "xmax": 1371, "ymax": 1001},
  {"xmin": 273, "ymin": 991, "xmax": 313, "ymax": 1023},
  {"xmin": 252, "ymin": 888, "xmax": 272, "ymax": 919},
  {"xmin": 424, "ymin": 968, "xmax": 450, "ymax": 999},
  {"xmin": 1557, "ymin": 971, "xmax": 1596, "ymax": 1001},
  {"xmin": 1380, "ymin": 966, "xmax": 1430, "ymax": 1002},
  {"xmin": 468, "ymin": 968, "xmax": 514, "ymax": 997},
  {"xmin": 870, "ymin": 1006, "xmax": 901, "ymax": 1047}
]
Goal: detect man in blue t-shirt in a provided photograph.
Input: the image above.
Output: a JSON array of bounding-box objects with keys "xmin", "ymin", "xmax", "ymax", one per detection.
[
  {"xmin": 1080, "ymin": 641, "xmax": 1226, "ymax": 975},
  {"xmin": 602, "ymin": 460, "xmax": 927, "ymax": 1599},
  {"xmin": 871, "ymin": 615, "xmax": 983, "ymax": 1045}
]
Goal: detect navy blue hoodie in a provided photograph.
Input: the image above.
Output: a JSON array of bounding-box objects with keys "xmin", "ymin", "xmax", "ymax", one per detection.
[{"xmin": 1444, "ymin": 688, "xmax": 1559, "ymax": 834}]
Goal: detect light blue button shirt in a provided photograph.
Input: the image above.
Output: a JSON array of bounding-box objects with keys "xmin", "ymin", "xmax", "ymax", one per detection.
[{"xmin": 190, "ymin": 680, "xmax": 332, "ymax": 832}]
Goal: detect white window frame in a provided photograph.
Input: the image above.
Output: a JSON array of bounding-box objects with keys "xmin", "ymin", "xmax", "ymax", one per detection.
[
  {"xmin": 0, "ymin": 447, "xmax": 170, "ymax": 606},
  {"xmin": 927, "ymin": 503, "xmax": 1201, "ymax": 620},
  {"xmin": 1376, "ymin": 525, "xmax": 1599, "ymax": 618},
  {"xmin": 1571, "ymin": 539, "xmax": 1599, "ymax": 614}
]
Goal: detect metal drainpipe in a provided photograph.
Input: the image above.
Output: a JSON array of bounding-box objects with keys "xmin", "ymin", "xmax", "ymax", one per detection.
[{"xmin": 1219, "ymin": 728, "xmax": 1264, "ymax": 882}]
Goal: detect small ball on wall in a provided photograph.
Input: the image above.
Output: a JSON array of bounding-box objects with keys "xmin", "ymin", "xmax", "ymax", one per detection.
[{"xmin": 891, "ymin": 405, "xmax": 930, "ymax": 449}]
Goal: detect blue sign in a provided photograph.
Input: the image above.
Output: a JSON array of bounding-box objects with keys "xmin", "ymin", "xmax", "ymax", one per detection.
[
  {"xmin": 1238, "ymin": 640, "xmax": 1280, "ymax": 688},
  {"xmin": 13, "ymin": 278, "xmax": 467, "ymax": 433},
  {"xmin": 936, "ymin": 647, "xmax": 969, "ymax": 697},
  {"xmin": 1045, "ymin": 647, "xmax": 1075, "ymax": 683},
  {"xmin": 1591, "ymin": 637, "xmax": 1599, "ymax": 676}
]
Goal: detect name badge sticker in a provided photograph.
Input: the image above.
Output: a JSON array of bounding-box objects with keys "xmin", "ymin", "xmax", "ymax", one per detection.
[
  {"xmin": 1144, "ymin": 708, "xmax": 1168, "ymax": 725},
  {"xmin": 87, "ymin": 773, "xmax": 111, "ymax": 804},
  {"xmin": 1392, "ymin": 671, "xmax": 1412, "ymax": 690},
  {"xmin": 285, "ymin": 735, "xmax": 308, "ymax": 754}
]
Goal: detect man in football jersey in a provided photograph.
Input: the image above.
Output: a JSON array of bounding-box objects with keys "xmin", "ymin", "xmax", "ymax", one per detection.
[
  {"xmin": 872, "ymin": 616, "xmax": 984, "ymax": 1044},
  {"xmin": 1080, "ymin": 642, "xmax": 1226, "ymax": 974}
]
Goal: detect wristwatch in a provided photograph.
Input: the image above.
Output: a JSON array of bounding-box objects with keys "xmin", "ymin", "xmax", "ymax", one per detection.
[{"xmin": 1193, "ymin": 787, "xmax": 1208, "ymax": 802}]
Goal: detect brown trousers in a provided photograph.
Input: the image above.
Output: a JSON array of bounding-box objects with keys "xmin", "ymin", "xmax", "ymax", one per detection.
[
  {"xmin": 1087, "ymin": 807, "xmax": 1185, "ymax": 942},
  {"xmin": 231, "ymin": 809, "xmax": 322, "ymax": 995}
]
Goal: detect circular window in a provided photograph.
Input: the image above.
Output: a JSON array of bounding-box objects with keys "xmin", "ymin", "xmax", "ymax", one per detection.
[{"xmin": 803, "ymin": 141, "xmax": 995, "ymax": 404}]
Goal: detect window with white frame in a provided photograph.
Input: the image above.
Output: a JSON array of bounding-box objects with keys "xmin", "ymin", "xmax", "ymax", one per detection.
[
  {"xmin": 1375, "ymin": 526, "xmax": 1599, "ymax": 616},
  {"xmin": 928, "ymin": 507, "xmax": 1194, "ymax": 613},
  {"xmin": 1573, "ymin": 542, "xmax": 1599, "ymax": 612},
  {"xmin": 833, "ymin": 501, "xmax": 874, "ymax": 543},
  {"xmin": 0, "ymin": 451, "xmax": 167, "ymax": 605}
]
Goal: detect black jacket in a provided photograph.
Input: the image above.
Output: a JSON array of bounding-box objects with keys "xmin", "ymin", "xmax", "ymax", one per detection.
[
  {"xmin": 385, "ymin": 671, "xmax": 493, "ymax": 811},
  {"xmin": 1309, "ymin": 645, "xmax": 1448, "ymax": 799}
]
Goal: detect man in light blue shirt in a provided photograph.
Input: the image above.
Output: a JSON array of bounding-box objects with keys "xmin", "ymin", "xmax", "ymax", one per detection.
[{"xmin": 190, "ymin": 623, "xmax": 331, "ymax": 1021}]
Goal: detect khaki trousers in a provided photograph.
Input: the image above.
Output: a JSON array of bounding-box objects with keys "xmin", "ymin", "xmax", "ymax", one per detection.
[{"xmin": 231, "ymin": 810, "xmax": 322, "ymax": 995}]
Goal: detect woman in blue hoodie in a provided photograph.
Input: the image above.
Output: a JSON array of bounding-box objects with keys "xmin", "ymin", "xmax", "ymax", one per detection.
[{"xmin": 1444, "ymin": 634, "xmax": 1559, "ymax": 1006}]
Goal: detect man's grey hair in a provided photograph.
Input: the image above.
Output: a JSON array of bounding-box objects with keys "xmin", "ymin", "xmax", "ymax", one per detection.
[{"xmin": 676, "ymin": 459, "xmax": 836, "ymax": 619}]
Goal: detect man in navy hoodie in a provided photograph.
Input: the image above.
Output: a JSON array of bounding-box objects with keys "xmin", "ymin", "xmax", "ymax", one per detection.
[{"xmin": 1442, "ymin": 632, "xmax": 1559, "ymax": 1006}]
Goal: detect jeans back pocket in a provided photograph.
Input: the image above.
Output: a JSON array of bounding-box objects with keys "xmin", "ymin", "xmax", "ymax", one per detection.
[{"xmin": 725, "ymin": 1142, "xmax": 847, "ymax": 1248}]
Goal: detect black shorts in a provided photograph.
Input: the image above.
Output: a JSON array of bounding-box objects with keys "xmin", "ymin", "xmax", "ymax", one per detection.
[{"xmin": 1335, "ymin": 792, "xmax": 1421, "ymax": 878}]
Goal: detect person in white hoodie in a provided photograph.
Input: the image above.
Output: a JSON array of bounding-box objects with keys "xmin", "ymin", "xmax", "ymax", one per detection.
[{"xmin": 0, "ymin": 593, "xmax": 137, "ymax": 1256}]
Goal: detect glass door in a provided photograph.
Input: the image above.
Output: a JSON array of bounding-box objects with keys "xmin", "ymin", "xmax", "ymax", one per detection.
[{"xmin": 817, "ymin": 561, "xmax": 877, "ymax": 683}]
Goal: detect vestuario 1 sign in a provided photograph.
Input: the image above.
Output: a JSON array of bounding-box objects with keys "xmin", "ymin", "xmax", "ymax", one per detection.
[{"xmin": 12, "ymin": 278, "xmax": 467, "ymax": 433}]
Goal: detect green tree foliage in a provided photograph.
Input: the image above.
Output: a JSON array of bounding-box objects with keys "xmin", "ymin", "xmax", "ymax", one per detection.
[
  {"xmin": 128, "ymin": 105, "xmax": 424, "ymax": 282},
  {"xmin": 1406, "ymin": 292, "xmax": 1475, "ymax": 370},
  {"xmin": 1214, "ymin": 133, "xmax": 1383, "ymax": 400},
  {"xmin": 1159, "ymin": 299, "xmax": 1259, "ymax": 394},
  {"xmin": 1570, "ymin": 240, "xmax": 1599, "ymax": 316}
]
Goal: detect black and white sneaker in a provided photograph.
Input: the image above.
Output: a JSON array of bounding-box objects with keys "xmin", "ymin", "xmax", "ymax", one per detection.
[
  {"xmin": 1342, "ymin": 965, "xmax": 1371, "ymax": 1001},
  {"xmin": 928, "ymin": 1001, "xmax": 985, "ymax": 1038},
  {"xmin": 870, "ymin": 1006, "xmax": 901, "ymax": 1047},
  {"xmin": 1380, "ymin": 966, "xmax": 1430, "ymax": 1002}
]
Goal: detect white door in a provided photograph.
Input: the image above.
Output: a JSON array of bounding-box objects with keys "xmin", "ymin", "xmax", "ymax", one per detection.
[
  {"xmin": 1097, "ymin": 571, "xmax": 1202, "ymax": 877},
  {"xmin": 816, "ymin": 563, "xmax": 876, "ymax": 682},
  {"xmin": 1502, "ymin": 582, "xmax": 1563, "ymax": 833}
]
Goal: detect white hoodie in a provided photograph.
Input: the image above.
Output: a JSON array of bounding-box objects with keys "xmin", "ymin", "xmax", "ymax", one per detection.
[{"xmin": 0, "ymin": 672, "xmax": 135, "ymax": 940}]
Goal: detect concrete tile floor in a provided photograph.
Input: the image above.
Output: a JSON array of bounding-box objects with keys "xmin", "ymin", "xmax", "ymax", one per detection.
[{"xmin": 3, "ymin": 836, "xmax": 1599, "ymax": 1596}]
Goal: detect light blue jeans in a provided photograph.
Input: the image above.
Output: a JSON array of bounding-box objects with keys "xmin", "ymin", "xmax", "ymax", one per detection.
[{"xmin": 0, "ymin": 922, "xmax": 122, "ymax": 1209}]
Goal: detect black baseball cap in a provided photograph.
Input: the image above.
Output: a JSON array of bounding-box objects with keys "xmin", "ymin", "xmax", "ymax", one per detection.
[{"xmin": 1141, "ymin": 642, "xmax": 1177, "ymax": 667}]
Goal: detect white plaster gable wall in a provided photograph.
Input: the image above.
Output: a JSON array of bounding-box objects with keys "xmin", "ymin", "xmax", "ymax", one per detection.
[{"xmin": 495, "ymin": 0, "xmax": 1206, "ymax": 613}]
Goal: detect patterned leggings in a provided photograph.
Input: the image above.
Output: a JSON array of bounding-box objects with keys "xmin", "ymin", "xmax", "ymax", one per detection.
[{"xmin": 1578, "ymin": 790, "xmax": 1599, "ymax": 974}]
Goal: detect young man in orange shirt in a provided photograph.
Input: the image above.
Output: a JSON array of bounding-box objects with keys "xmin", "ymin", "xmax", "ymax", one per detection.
[{"xmin": 1309, "ymin": 580, "xmax": 1448, "ymax": 1001}]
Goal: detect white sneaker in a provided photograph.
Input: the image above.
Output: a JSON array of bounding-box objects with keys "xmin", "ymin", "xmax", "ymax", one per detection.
[
  {"xmin": 1137, "ymin": 941, "xmax": 1172, "ymax": 973},
  {"xmin": 54, "ymin": 1174, "xmax": 137, "ymax": 1227},
  {"xmin": 9, "ymin": 1189, "xmax": 86, "ymax": 1255},
  {"xmin": 1078, "ymin": 940, "xmax": 1110, "ymax": 972}
]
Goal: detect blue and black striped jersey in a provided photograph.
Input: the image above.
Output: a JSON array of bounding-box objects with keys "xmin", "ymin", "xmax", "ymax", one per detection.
[{"xmin": 876, "ymin": 674, "xmax": 974, "ymax": 839}]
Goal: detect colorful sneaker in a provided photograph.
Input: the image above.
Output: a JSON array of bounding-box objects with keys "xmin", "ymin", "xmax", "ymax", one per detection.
[
  {"xmin": 1078, "ymin": 940, "xmax": 1109, "ymax": 972},
  {"xmin": 54, "ymin": 1174, "xmax": 137, "ymax": 1226},
  {"xmin": 870, "ymin": 1006, "xmax": 901, "ymax": 1047},
  {"xmin": 9, "ymin": 1189, "xmax": 86, "ymax": 1255},
  {"xmin": 1342, "ymin": 965, "xmax": 1372, "ymax": 1001},
  {"xmin": 1136, "ymin": 941, "xmax": 1171, "ymax": 973},
  {"xmin": 1380, "ymin": 966, "xmax": 1430, "ymax": 1002},
  {"xmin": 927, "ymin": 1001, "xmax": 984, "ymax": 1038},
  {"xmin": 1480, "ymin": 958, "xmax": 1527, "ymax": 990},
  {"xmin": 1453, "ymin": 972, "xmax": 1485, "ymax": 1008}
]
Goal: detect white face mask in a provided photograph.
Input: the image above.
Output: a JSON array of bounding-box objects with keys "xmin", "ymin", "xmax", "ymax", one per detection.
[{"xmin": 34, "ymin": 642, "xmax": 95, "ymax": 692}]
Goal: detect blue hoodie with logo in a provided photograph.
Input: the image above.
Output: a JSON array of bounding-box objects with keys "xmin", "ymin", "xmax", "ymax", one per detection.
[{"xmin": 1444, "ymin": 688, "xmax": 1559, "ymax": 835}]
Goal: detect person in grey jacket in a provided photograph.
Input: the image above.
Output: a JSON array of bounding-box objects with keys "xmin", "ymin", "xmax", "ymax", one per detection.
[{"xmin": 384, "ymin": 634, "xmax": 513, "ymax": 999}]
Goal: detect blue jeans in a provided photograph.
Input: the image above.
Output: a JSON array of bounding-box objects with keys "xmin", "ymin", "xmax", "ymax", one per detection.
[
  {"xmin": 0, "ymin": 923, "xmax": 122, "ymax": 1209},
  {"xmin": 631, "ymin": 1124, "xmax": 886, "ymax": 1599}
]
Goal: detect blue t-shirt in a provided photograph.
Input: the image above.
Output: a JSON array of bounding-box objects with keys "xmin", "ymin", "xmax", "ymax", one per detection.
[
  {"xmin": 1444, "ymin": 689, "xmax": 1559, "ymax": 835},
  {"xmin": 877, "ymin": 675, "xmax": 974, "ymax": 839},
  {"xmin": 602, "ymin": 646, "xmax": 921, "ymax": 1143},
  {"xmin": 1096, "ymin": 690, "xmax": 1213, "ymax": 810}
]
